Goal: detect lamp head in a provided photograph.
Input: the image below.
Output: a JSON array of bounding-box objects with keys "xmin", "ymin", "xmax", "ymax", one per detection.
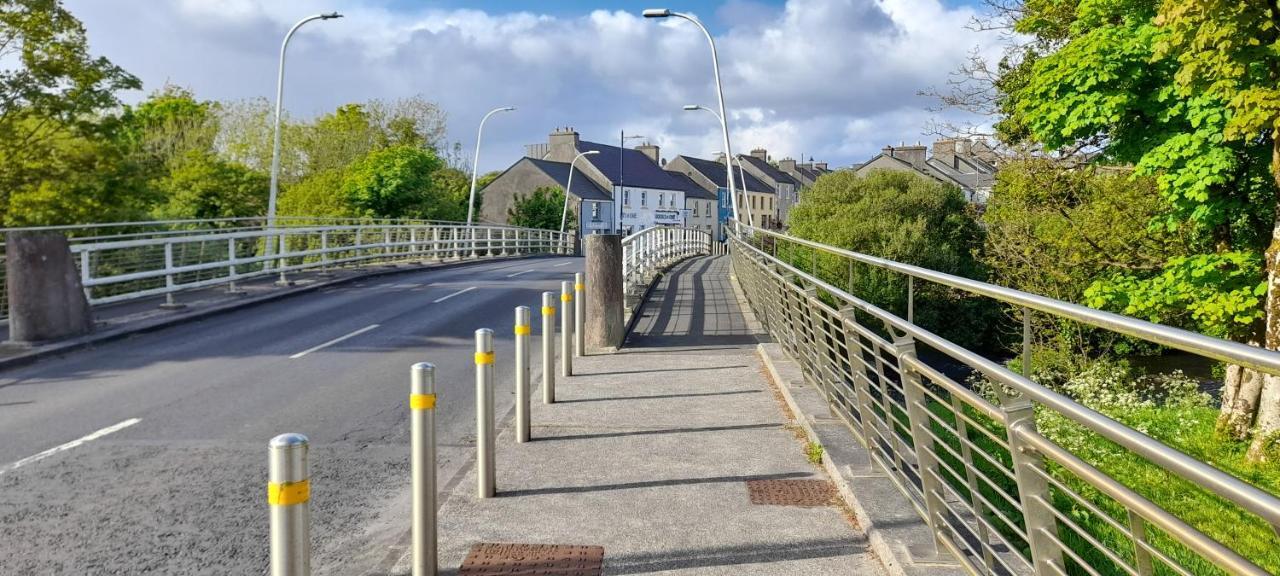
[
  {"xmin": 321, "ymin": 12, "xmax": 343, "ymax": 19},
  {"xmin": 501, "ymin": 106, "xmax": 517, "ymax": 112},
  {"xmin": 642, "ymin": 8, "xmax": 672, "ymax": 18},
  {"xmin": 583, "ymin": 150, "xmax": 600, "ymax": 156},
  {"xmin": 682, "ymin": 105, "xmax": 699, "ymax": 111}
]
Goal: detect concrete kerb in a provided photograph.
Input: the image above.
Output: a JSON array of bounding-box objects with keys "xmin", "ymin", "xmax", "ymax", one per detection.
[
  {"xmin": 0, "ymin": 254, "xmax": 559, "ymax": 373},
  {"xmin": 725, "ymin": 270, "xmax": 963, "ymax": 576}
]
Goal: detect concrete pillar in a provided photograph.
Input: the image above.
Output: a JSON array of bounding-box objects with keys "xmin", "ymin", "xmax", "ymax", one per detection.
[
  {"xmin": 6, "ymin": 231, "xmax": 93, "ymax": 344},
  {"xmin": 584, "ymin": 234, "xmax": 623, "ymax": 352}
]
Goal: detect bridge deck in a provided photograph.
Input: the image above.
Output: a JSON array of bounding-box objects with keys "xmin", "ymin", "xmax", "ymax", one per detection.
[{"xmin": 405, "ymin": 255, "xmax": 879, "ymax": 574}]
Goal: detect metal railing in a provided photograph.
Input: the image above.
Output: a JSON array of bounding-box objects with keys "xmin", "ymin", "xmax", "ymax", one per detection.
[
  {"xmin": 729, "ymin": 223, "xmax": 1280, "ymax": 576},
  {"xmin": 621, "ymin": 226, "xmax": 714, "ymax": 293},
  {"xmin": 0, "ymin": 221, "xmax": 571, "ymax": 311}
]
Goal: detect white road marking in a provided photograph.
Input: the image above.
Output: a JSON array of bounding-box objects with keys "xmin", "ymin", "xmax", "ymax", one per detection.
[
  {"xmin": 432, "ymin": 286, "xmax": 477, "ymax": 303},
  {"xmin": 0, "ymin": 418, "xmax": 141, "ymax": 475},
  {"xmin": 290, "ymin": 324, "xmax": 380, "ymax": 359},
  {"xmin": 506, "ymin": 270, "xmax": 534, "ymax": 278},
  {"xmin": 553, "ymin": 262, "xmax": 572, "ymax": 267}
]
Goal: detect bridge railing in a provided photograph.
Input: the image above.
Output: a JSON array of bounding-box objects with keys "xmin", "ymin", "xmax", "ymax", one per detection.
[
  {"xmin": 729, "ymin": 224, "xmax": 1280, "ymax": 576},
  {"xmin": 0, "ymin": 220, "xmax": 571, "ymax": 311},
  {"xmin": 621, "ymin": 226, "xmax": 714, "ymax": 294}
]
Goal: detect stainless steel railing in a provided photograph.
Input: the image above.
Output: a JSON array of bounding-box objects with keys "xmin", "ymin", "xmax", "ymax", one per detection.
[
  {"xmin": 729, "ymin": 224, "xmax": 1280, "ymax": 576},
  {"xmin": 621, "ymin": 226, "xmax": 714, "ymax": 294},
  {"xmin": 0, "ymin": 221, "xmax": 571, "ymax": 311}
]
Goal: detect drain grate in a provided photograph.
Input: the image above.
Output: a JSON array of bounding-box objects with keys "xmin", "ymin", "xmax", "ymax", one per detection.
[
  {"xmin": 746, "ymin": 479, "xmax": 835, "ymax": 507},
  {"xmin": 459, "ymin": 543, "xmax": 604, "ymax": 575}
]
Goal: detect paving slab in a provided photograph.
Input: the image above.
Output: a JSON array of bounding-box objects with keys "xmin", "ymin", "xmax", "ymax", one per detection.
[{"xmin": 392, "ymin": 256, "xmax": 881, "ymax": 575}]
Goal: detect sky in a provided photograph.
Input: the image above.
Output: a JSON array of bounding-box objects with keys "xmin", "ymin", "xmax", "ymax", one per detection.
[{"xmin": 61, "ymin": 0, "xmax": 1004, "ymax": 172}]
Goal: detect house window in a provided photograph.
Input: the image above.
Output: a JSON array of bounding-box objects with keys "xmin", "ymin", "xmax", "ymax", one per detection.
[
  {"xmin": 591, "ymin": 203, "xmax": 600, "ymax": 221},
  {"xmin": 623, "ymin": 190, "xmax": 630, "ymax": 206},
  {"xmin": 692, "ymin": 201, "xmax": 699, "ymax": 216},
  {"xmin": 658, "ymin": 192, "xmax": 665, "ymax": 207},
  {"xmin": 641, "ymin": 191, "xmax": 647, "ymax": 206}
]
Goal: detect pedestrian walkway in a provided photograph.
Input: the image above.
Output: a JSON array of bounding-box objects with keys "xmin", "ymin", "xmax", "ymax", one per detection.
[{"xmin": 400, "ymin": 255, "xmax": 881, "ymax": 575}]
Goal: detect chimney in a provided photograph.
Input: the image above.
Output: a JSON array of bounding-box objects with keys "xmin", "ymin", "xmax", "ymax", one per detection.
[
  {"xmin": 715, "ymin": 151, "xmax": 728, "ymax": 164},
  {"xmin": 814, "ymin": 162, "xmax": 828, "ymax": 171},
  {"xmin": 547, "ymin": 127, "xmax": 580, "ymax": 162},
  {"xmin": 636, "ymin": 143, "xmax": 660, "ymax": 164},
  {"xmin": 888, "ymin": 143, "xmax": 927, "ymax": 168},
  {"xmin": 750, "ymin": 148, "xmax": 768, "ymax": 161},
  {"xmin": 778, "ymin": 158, "xmax": 797, "ymax": 173},
  {"xmin": 933, "ymin": 139, "xmax": 957, "ymax": 169}
]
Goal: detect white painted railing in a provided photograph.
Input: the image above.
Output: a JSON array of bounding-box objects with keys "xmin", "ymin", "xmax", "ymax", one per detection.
[
  {"xmin": 620, "ymin": 227, "xmax": 715, "ymax": 294},
  {"xmin": 5, "ymin": 221, "xmax": 572, "ymax": 309}
]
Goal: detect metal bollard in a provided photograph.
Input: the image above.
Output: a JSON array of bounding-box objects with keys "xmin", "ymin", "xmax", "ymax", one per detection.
[
  {"xmin": 514, "ymin": 306, "xmax": 531, "ymax": 443},
  {"xmin": 560, "ymin": 281, "xmax": 573, "ymax": 377},
  {"xmin": 269, "ymin": 433, "xmax": 311, "ymax": 576},
  {"xmin": 541, "ymin": 292, "xmax": 556, "ymax": 404},
  {"xmin": 574, "ymin": 272, "xmax": 585, "ymax": 357},
  {"xmin": 410, "ymin": 363, "xmax": 437, "ymax": 576},
  {"xmin": 475, "ymin": 328, "xmax": 495, "ymax": 498}
]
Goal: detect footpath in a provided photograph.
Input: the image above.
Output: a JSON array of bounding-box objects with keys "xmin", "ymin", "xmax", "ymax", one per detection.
[{"xmin": 391, "ymin": 255, "xmax": 883, "ymax": 575}]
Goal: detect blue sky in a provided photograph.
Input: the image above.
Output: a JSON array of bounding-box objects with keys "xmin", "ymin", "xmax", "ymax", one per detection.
[{"xmin": 64, "ymin": 0, "xmax": 1005, "ymax": 172}]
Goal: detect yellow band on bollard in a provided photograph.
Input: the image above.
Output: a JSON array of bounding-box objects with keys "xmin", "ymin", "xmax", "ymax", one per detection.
[
  {"xmin": 268, "ymin": 479, "xmax": 310, "ymax": 506},
  {"xmin": 575, "ymin": 283, "xmax": 584, "ymax": 291},
  {"xmin": 541, "ymin": 306, "xmax": 555, "ymax": 316},
  {"xmin": 410, "ymin": 393, "xmax": 436, "ymax": 410},
  {"xmin": 514, "ymin": 324, "xmax": 531, "ymax": 335},
  {"xmin": 561, "ymin": 294, "xmax": 573, "ymax": 302},
  {"xmin": 474, "ymin": 351, "xmax": 495, "ymax": 365}
]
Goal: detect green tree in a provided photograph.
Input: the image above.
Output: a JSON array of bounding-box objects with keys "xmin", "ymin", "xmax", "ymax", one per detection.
[
  {"xmin": 151, "ymin": 150, "xmax": 269, "ymax": 221},
  {"xmin": 118, "ymin": 85, "xmax": 218, "ymax": 175},
  {"xmin": 786, "ymin": 170, "xmax": 992, "ymax": 348},
  {"xmin": 1153, "ymin": 0, "xmax": 1280, "ymax": 457},
  {"xmin": 340, "ymin": 145, "xmax": 444, "ymax": 219},
  {"xmin": 5, "ymin": 121, "xmax": 153, "ymax": 226},
  {"xmin": 278, "ymin": 169, "xmax": 351, "ymax": 219},
  {"xmin": 508, "ymin": 186, "xmax": 572, "ymax": 231},
  {"xmin": 0, "ymin": 0, "xmax": 141, "ymax": 222},
  {"xmin": 1000, "ymin": 0, "xmax": 1280, "ymax": 454}
]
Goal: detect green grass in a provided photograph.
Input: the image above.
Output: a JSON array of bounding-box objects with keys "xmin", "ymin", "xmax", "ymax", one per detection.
[{"xmin": 921, "ymin": 398, "xmax": 1280, "ymax": 575}]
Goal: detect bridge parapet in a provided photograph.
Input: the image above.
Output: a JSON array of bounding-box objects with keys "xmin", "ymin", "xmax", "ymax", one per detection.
[{"xmin": 730, "ymin": 222, "xmax": 1280, "ymax": 576}]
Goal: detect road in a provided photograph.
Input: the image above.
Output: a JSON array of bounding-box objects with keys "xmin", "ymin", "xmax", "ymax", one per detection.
[{"xmin": 0, "ymin": 255, "xmax": 582, "ymax": 575}]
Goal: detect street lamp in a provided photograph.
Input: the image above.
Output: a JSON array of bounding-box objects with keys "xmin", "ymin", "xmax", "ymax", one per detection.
[
  {"xmin": 266, "ymin": 12, "xmax": 342, "ymax": 282},
  {"xmin": 561, "ymin": 150, "xmax": 600, "ymax": 234},
  {"xmin": 681, "ymin": 104, "xmax": 754, "ymax": 232},
  {"xmin": 466, "ymin": 106, "xmax": 517, "ymax": 228},
  {"xmin": 645, "ymin": 8, "xmax": 739, "ymax": 228},
  {"xmin": 617, "ymin": 132, "xmax": 647, "ymax": 234}
]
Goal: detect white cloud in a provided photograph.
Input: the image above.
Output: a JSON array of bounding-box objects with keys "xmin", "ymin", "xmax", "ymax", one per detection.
[{"xmin": 64, "ymin": 0, "xmax": 1001, "ymax": 171}]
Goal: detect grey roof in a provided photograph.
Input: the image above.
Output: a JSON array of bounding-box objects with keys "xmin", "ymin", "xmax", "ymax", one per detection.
[
  {"xmin": 524, "ymin": 157, "xmax": 612, "ymax": 201},
  {"xmin": 664, "ymin": 171, "xmax": 717, "ymax": 200},
  {"xmin": 795, "ymin": 167, "xmax": 821, "ymax": 183},
  {"xmin": 738, "ymin": 155, "xmax": 798, "ymax": 187},
  {"xmin": 672, "ymin": 155, "xmax": 773, "ymax": 195},
  {"xmin": 578, "ymin": 140, "xmax": 687, "ymax": 192}
]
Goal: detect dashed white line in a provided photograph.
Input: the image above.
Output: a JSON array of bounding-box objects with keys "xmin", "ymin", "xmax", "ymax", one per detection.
[
  {"xmin": 432, "ymin": 286, "xmax": 477, "ymax": 303},
  {"xmin": 290, "ymin": 324, "xmax": 380, "ymax": 359},
  {"xmin": 553, "ymin": 262, "xmax": 573, "ymax": 267},
  {"xmin": 0, "ymin": 418, "xmax": 141, "ymax": 475},
  {"xmin": 506, "ymin": 270, "xmax": 534, "ymax": 278}
]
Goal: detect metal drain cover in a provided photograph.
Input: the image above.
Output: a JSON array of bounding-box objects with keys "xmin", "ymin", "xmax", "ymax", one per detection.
[
  {"xmin": 746, "ymin": 479, "xmax": 835, "ymax": 506},
  {"xmin": 459, "ymin": 543, "xmax": 604, "ymax": 575}
]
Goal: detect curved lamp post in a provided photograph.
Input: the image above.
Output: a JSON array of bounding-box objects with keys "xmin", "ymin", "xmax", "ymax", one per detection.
[
  {"xmin": 561, "ymin": 150, "xmax": 600, "ymax": 234},
  {"xmin": 682, "ymin": 104, "xmax": 755, "ymax": 230},
  {"xmin": 266, "ymin": 12, "xmax": 342, "ymax": 281},
  {"xmin": 645, "ymin": 9, "xmax": 739, "ymax": 227},
  {"xmin": 466, "ymin": 106, "xmax": 517, "ymax": 227}
]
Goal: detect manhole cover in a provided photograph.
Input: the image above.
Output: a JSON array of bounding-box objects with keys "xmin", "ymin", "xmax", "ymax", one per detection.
[
  {"xmin": 459, "ymin": 543, "xmax": 604, "ymax": 575},
  {"xmin": 746, "ymin": 479, "xmax": 835, "ymax": 506}
]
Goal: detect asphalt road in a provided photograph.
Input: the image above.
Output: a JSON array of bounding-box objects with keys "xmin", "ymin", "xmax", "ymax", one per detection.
[{"xmin": 0, "ymin": 255, "xmax": 583, "ymax": 575}]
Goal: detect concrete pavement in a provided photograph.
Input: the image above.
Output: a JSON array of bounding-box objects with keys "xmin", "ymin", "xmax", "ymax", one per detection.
[
  {"xmin": 387, "ymin": 256, "xmax": 881, "ymax": 575},
  {"xmin": 0, "ymin": 255, "xmax": 581, "ymax": 575}
]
